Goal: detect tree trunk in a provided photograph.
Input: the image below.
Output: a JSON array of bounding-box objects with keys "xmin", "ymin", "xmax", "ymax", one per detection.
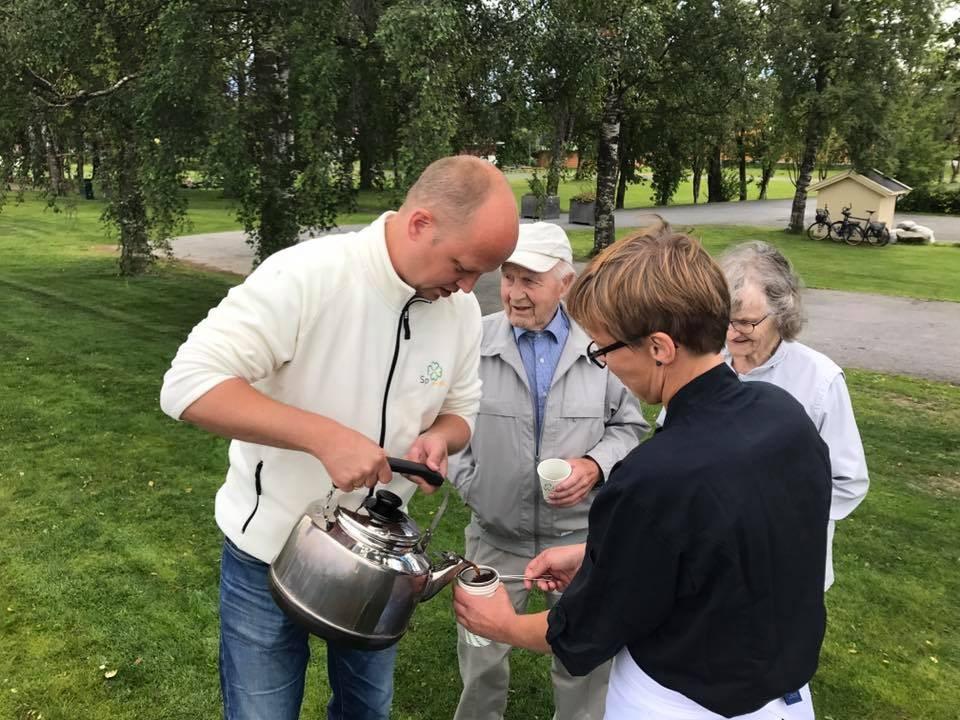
[
  {"xmin": 546, "ymin": 104, "xmax": 568, "ymax": 197},
  {"xmin": 736, "ymin": 127, "xmax": 747, "ymax": 201},
  {"xmin": 42, "ymin": 123, "xmax": 65, "ymax": 196},
  {"xmin": 355, "ymin": 0, "xmax": 380, "ymax": 191},
  {"xmin": 691, "ymin": 153, "xmax": 704, "ymax": 204},
  {"xmin": 92, "ymin": 141, "xmax": 101, "ymax": 180},
  {"xmin": 593, "ymin": 84, "xmax": 621, "ymax": 253},
  {"xmin": 758, "ymin": 160, "xmax": 774, "ymax": 200},
  {"xmin": 27, "ymin": 125, "xmax": 46, "ymax": 187},
  {"xmin": 707, "ymin": 145, "xmax": 724, "ymax": 203},
  {"xmin": 789, "ymin": 64, "xmax": 830, "ymax": 233},
  {"xmin": 76, "ymin": 130, "xmax": 86, "ymax": 195},
  {"xmin": 951, "ymin": 155, "xmax": 959, "ymax": 184},
  {"xmin": 359, "ymin": 141, "xmax": 377, "ymax": 190},
  {"xmin": 110, "ymin": 125, "xmax": 152, "ymax": 276},
  {"xmin": 789, "ymin": 126, "xmax": 820, "ymax": 232},
  {"xmin": 249, "ymin": 32, "xmax": 298, "ymax": 264},
  {"xmin": 615, "ymin": 127, "xmax": 629, "ymax": 210}
]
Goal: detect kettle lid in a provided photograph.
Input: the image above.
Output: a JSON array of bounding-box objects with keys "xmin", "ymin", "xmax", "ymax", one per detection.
[{"xmin": 337, "ymin": 490, "xmax": 422, "ymax": 550}]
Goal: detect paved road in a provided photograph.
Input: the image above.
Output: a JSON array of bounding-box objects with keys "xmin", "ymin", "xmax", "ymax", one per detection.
[
  {"xmin": 597, "ymin": 200, "xmax": 960, "ymax": 244},
  {"xmin": 171, "ymin": 201, "xmax": 960, "ymax": 384}
]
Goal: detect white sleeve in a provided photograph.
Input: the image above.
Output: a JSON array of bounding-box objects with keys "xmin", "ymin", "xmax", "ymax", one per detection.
[
  {"xmin": 159, "ymin": 258, "xmax": 306, "ymax": 420},
  {"xmin": 818, "ymin": 373, "xmax": 869, "ymax": 520}
]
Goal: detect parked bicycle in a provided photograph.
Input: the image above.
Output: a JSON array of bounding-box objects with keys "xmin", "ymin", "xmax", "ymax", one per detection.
[
  {"xmin": 806, "ymin": 205, "xmax": 832, "ymax": 241},
  {"xmin": 859, "ymin": 210, "xmax": 891, "ymax": 247},
  {"xmin": 829, "ymin": 207, "xmax": 890, "ymax": 247}
]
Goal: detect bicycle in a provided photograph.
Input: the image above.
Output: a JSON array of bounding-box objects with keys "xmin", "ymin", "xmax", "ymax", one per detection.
[
  {"xmin": 859, "ymin": 210, "xmax": 891, "ymax": 247},
  {"xmin": 806, "ymin": 206, "xmax": 832, "ymax": 241},
  {"xmin": 829, "ymin": 206, "xmax": 863, "ymax": 245}
]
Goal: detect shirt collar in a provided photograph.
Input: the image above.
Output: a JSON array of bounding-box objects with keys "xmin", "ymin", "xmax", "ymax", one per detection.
[
  {"xmin": 662, "ymin": 362, "xmax": 741, "ymax": 429},
  {"xmin": 358, "ymin": 211, "xmax": 419, "ymax": 312},
  {"xmin": 724, "ymin": 339, "xmax": 790, "ymax": 377},
  {"xmin": 513, "ymin": 305, "xmax": 569, "ymax": 343}
]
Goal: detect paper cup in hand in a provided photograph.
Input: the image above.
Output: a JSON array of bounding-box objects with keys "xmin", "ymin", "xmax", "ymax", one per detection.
[
  {"xmin": 537, "ymin": 458, "xmax": 572, "ymax": 501},
  {"xmin": 457, "ymin": 566, "xmax": 500, "ymax": 647}
]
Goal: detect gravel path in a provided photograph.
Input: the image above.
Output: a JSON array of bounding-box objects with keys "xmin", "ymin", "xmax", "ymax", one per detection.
[{"xmin": 171, "ymin": 203, "xmax": 960, "ymax": 384}]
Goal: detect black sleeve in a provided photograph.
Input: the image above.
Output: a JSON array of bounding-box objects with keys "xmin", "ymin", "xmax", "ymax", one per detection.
[{"xmin": 546, "ymin": 476, "xmax": 680, "ymax": 676}]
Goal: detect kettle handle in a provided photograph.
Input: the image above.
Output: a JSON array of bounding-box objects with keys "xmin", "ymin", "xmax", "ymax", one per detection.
[{"xmin": 387, "ymin": 457, "xmax": 445, "ymax": 487}]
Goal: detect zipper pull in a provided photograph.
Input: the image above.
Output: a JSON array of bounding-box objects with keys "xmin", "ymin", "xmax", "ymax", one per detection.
[{"xmin": 403, "ymin": 308, "xmax": 411, "ymax": 340}]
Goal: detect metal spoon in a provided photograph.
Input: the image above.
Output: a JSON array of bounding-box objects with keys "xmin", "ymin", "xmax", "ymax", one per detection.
[{"xmin": 495, "ymin": 574, "xmax": 557, "ymax": 583}]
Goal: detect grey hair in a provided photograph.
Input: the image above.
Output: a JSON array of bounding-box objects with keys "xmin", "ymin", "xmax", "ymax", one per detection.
[
  {"xmin": 719, "ymin": 241, "xmax": 805, "ymax": 340},
  {"xmin": 551, "ymin": 259, "xmax": 577, "ymax": 283}
]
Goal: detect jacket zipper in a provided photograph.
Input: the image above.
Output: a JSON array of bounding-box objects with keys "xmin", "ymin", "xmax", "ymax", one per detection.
[
  {"xmin": 241, "ymin": 295, "xmax": 431, "ymax": 531},
  {"xmin": 240, "ymin": 461, "xmax": 264, "ymax": 534},
  {"xmin": 378, "ymin": 296, "xmax": 430, "ymax": 447}
]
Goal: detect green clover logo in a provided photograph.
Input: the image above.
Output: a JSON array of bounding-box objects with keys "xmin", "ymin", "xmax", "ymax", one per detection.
[{"xmin": 426, "ymin": 361, "xmax": 443, "ymax": 382}]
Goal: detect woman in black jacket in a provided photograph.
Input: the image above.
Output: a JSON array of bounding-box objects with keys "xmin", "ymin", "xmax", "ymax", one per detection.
[{"xmin": 454, "ymin": 225, "xmax": 831, "ymax": 720}]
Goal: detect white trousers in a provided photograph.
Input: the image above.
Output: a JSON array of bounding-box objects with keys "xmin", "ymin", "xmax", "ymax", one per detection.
[{"xmin": 604, "ymin": 649, "xmax": 815, "ymax": 720}]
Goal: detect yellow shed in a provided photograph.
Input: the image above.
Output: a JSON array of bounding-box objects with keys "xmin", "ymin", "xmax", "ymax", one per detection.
[{"xmin": 809, "ymin": 169, "xmax": 911, "ymax": 228}]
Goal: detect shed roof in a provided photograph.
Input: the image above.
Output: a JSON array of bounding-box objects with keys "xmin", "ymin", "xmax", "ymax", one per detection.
[{"xmin": 808, "ymin": 169, "xmax": 911, "ymax": 196}]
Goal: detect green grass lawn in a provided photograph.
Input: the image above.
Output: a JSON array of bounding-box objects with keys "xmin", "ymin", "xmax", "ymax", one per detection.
[
  {"xmin": 1, "ymin": 195, "xmax": 958, "ymax": 719},
  {"xmin": 504, "ymin": 166, "xmax": 826, "ymax": 211},
  {"xmin": 14, "ymin": 163, "xmax": 830, "ymax": 241},
  {"xmin": 567, "ymin": 226, "xmax": 960, "ymax": 302}
]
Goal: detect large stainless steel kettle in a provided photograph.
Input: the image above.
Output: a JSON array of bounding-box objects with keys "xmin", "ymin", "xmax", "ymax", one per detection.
[{"xmin": 268, "ymin": 458, "xmax": 468, "ymax": 650}]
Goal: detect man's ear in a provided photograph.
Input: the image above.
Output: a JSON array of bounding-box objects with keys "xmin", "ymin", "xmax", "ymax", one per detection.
[
  {"xmin": 559, "ymin": 271, "xmax": 576, "ymax": 297},
  {"xmin": 649, "ymin": 331, "xmax": 679, "ymax": 365},
  {"xmin": 407, "ymin": 208, "xmax": 436, "ymax": 244}
]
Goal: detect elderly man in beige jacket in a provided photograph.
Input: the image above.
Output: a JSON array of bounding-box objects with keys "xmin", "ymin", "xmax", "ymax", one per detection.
[{"xmin": 450, "ymin": 223, "xmax": 648, "ymax": 720}]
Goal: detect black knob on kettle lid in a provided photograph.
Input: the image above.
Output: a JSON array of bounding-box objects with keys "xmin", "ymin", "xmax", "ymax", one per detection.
[{"xmin": 362, "ymin": 489, "xmax": 403, "ymax": 523}]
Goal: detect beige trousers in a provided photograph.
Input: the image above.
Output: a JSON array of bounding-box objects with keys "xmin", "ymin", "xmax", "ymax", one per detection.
[{"xmin": 453, "ymin": 529, "xmax": 610, "ymax": 720}]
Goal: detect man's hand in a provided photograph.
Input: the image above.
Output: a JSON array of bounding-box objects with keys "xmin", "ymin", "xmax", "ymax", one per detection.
[
  {"xmin": 524, "ymin": 544, "xmax": 586, "ymax": 593},
  {"xmin": 403, "ymin": 432, "xmax": 449, "ymax": 495},
  {"xmin": 315, "ymin": 424, "xmax": 393, "ymax": 492},
  {"xmin": 453, "ymin": 584, "xmax": 517, "ymax": 645},
  {"xmin": 546, "ymin": 457, "xmax": 600, "ymax": 508}
]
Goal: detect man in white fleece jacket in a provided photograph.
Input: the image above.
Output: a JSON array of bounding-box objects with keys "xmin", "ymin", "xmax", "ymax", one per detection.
[{"xmin": 160, "ymin": 155, "xmax": 518, "ymax": 720}]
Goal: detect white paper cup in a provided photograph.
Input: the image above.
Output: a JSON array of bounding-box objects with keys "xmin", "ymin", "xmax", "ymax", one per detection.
[
  {"xmin": 457, "ymin": 565, "xmax": 501, "ymax": 647},
  {"xmin": 537, "ymin": 458, "xmax": 572, "ymax": 501}
]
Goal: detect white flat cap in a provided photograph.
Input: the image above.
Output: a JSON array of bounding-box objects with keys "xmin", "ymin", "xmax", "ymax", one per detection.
[{"xmin": 504, "ymin": 222, "xmax": 573, "ymax": 272}]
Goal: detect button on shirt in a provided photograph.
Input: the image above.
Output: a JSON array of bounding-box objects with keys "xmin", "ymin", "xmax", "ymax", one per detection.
[{"xmin": 513, "ymin": 307, "xmax": 570, "ymax": 448}]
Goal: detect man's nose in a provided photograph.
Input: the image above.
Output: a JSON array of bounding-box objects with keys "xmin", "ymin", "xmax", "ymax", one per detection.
[{"xmin": 457, "ymin": 274, "xmax": 480, "ymax": 293}]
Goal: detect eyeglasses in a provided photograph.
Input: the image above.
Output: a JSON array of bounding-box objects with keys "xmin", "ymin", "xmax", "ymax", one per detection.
[
  {"xmin": 729, "ymin": 314, "xmax": 770, "ymax": 335},
  {"xmin": 587, "ymin": 340, "xmax": 629, "ymax": 368}
]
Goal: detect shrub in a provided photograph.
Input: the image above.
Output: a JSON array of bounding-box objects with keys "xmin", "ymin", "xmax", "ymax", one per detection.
[
  {"xmin": 897, "ymin": 185, "xmax": 960, "ymax": 214},
  {"xmin": 571, "ymin": 190, "xmax": 596, "ymax": 203}
]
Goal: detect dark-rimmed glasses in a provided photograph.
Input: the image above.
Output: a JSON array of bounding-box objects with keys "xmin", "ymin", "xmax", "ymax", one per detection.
[
  {"xmin": 587, "ymin": 340, "xmax": 628, "ymax": 368},
  {"xmin": 729, "ymin": 314, "xmax": 770, "ymax": 335}
]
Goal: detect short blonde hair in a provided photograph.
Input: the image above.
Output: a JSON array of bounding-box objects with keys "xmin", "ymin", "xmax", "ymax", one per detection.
[
  {"xmin": 567, "ymin": 223, "xmax": 730, "ymax": 355},
  {"xmin": 402, "ymin": 156, "xmax": 495, "ymax": 224}
]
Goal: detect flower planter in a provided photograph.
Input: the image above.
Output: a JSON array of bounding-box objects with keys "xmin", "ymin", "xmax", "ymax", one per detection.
[
  {"xmin": 569, "ymin": 200, "xmax": 595, "ymax": 225},
  {"xmin": 520, "ymin": 194, "xmax": 560, "ymax": 220}
]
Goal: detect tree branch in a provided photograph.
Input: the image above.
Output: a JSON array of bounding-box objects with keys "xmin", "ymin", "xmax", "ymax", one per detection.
[{"xmin": 24, "ymin": 68, "xmax": 141, "ymax": 108}]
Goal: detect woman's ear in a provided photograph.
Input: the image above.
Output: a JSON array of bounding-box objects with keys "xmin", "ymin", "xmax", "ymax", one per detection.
[{"xmin": 649, "ymin": 331, "xmax": 678, "ymax": 366}]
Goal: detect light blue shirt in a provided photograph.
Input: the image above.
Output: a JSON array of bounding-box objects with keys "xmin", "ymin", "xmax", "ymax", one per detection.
[{"xmin": 513, "ymin": 307, "xmax": 570, "ymax": 448}]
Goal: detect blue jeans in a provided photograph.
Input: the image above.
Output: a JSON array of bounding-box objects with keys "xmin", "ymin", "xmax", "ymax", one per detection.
[{"xmin": 219, "ymin": 538, "xmax": 399, "ymax": 720}]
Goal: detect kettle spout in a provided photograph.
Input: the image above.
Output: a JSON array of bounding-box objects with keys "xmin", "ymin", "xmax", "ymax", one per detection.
[{"xmin": 421, "ymin": 552, "xmax": 469, "ymax": 602}]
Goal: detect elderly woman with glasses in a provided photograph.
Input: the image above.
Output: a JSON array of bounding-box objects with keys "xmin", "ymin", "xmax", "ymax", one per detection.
[
  {"xmin": 719, "ymin": 241, "xmax": 869, "ymax": 591},
  {"xmin": 454, "ymin": 226, "xmax": 832, "ymax": 720}
]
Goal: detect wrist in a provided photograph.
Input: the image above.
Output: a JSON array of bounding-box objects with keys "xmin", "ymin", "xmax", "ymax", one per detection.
[{"xmin": 583, "ymin": 455, "xmax": 605, "ymax": 487}]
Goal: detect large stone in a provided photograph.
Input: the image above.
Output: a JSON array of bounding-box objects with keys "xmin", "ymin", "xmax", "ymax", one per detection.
[{"xmin": 894, "ymin": 221, "xmax": 936, "ymax": 244}]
